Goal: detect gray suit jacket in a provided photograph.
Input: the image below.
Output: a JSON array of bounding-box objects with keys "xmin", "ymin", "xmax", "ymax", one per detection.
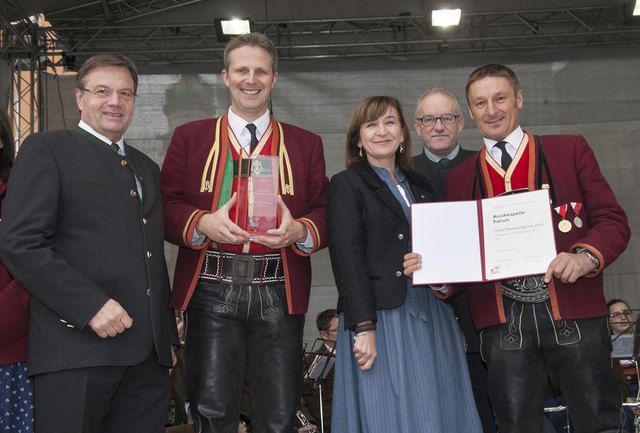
[{"xmin": 0, "ymin": 129, "xmax": 176, "ymax": 375}]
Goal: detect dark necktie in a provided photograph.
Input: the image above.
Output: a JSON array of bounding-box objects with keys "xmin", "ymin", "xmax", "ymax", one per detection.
[
  {"xmin": 246, "ymin": 123, "xmax": 259, "ymax": 152},
  {"xmin": 494, "ymin": 141, "xmax": 512, "ymax": 169},
  {"xmin": 110, "ymin": 142, "xmax": 120, "ymax": 154},
  {"xmin": 438, "ymin": 158, "xmax": 450, "ymax": 168}
]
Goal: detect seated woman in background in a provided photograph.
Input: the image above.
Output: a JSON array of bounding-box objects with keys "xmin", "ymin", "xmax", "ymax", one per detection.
[
  {"xmin": 609, "ymin": 299, "xmax": 635, "ymax": 337},
  {"xmin": 328, "ymin": 96, "xmax": 482, "ymax": 433},
  {"xmin": 608, "ymin": 298, "xmax": 640, "ymax": 433}
]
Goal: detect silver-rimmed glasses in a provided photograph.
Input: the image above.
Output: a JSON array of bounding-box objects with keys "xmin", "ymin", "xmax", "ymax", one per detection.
[
  {"xmin": 609, "ymin": 309, "xmax": 634, "ymax": 319},
  {"xmin": 79, "ymin": 87, "xmax": 136, "ymax": 102},
  {"xmin": 415, "ymin": 113, "xmax": 460, "ymax": 127}
]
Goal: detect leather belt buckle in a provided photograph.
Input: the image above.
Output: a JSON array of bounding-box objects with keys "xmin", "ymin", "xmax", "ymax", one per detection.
[{"xmin": 231, "ymin": 254, "xmax": 255, "ymax": 284}]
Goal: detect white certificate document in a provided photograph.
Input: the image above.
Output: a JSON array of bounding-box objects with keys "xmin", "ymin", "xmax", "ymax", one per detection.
[{"xmin": 411, "ymin": 189, "xmax": 557, "ymax": 285}]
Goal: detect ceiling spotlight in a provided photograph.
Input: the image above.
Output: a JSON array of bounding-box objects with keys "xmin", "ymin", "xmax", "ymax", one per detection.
[
  {"xmin": 431, "ymin": 8, "xmax": 461, "ymax": 27},
  {"xmin": 214, "ymin": 18, "xmax": 252, "ymax": 42}
]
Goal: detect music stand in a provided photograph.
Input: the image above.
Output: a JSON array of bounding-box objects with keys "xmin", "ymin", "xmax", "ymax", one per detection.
[
  {"xmin": 611, "ymin": 314, "xmax": 640, "ymax": 360},
  {"xmin": 302, "ymin": 338, "xmax": 335, "ymax": 433}
]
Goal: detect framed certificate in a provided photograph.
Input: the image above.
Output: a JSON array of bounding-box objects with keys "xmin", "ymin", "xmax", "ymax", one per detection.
[{"xmin": 411, "ymin": 189, "xmax": 557, "ymax": 285}]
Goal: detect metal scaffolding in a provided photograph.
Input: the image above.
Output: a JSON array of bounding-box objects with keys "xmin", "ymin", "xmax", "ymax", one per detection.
[
  {"xmin": 9, "ymin": 58, "xmax": 41, "ymax": 148},
  {"xmin": 2, "ymin": 1, "xmax": 640, "ymax": 65},
  {"xmin": 0, "ymin": 0, "xmax": 46, "ymax": 146},
  {"xmin": 2, "ymin": 0, "xmax": 640, "ymax": 145},
  {"xmin": 38, "ymin": 4, "xmax": 640, "ymax": 65}
]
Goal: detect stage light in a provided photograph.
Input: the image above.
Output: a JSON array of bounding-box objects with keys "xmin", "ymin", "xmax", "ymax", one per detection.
[
  {"xmin": 431, "ymin": 8, "xmax": 461, "ymax": 27},
  {"xmin": 214, "ymin": 18, "xmax": 252, "ymax": 42}
]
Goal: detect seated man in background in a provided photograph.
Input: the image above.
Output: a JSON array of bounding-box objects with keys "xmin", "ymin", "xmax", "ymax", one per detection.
[{"xmin": 298, "ymin": 309, "xmax": 338, "ymax": 433}]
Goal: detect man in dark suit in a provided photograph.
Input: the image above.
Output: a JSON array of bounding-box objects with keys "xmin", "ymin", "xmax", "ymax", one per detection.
[
  {"xmin": 411, "ymin": 88, "xmax": 496, "ymax": 433},
  {"xmin": 161, "ymin": 33, "xmax": 328, "ymax": 433},
  {"xmin": 0, "ymin": 54, "xmax": 177, "ymax": 433},
  {"xmin": 408, "ymin": 64, "xmax": 629, "ymax": 433}
]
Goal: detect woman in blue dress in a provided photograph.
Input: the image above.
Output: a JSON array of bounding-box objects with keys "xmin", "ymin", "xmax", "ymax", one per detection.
[{"xmin": 328, "ymin": 96, "xmax": 482, "ymax": 433}]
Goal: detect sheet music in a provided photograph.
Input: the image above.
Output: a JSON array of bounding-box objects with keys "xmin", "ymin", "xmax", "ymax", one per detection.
[{"xmin": 304, "ymin": 354, "xmax": 335, "ymax": 380}]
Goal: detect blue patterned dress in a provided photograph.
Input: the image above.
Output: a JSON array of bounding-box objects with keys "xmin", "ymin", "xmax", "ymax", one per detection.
[{"xmin": 1, "ymin": 362, "xmax": 34, "ymax": 432}]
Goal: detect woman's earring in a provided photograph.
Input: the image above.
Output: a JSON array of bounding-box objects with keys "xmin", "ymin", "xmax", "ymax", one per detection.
[
  {"xmin": 399, "ymin": 142, "xmax": 404, "ymax": 154},
  {"xmin": 358, "ymin": 145, "xmax": 363, "ymax": 157}
]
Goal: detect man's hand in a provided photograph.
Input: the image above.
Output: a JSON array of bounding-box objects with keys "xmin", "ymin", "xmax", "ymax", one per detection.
[
  {"xmin": 403, "ymin": 252, "xmax": 422, "ymax": 277},
  {"xmin": 195, "ymin": 193, "xmax": 250, "ymax": 245},
  {"xmin": 176, "ymin": 311, "xmax": 186, "ymax": 344},
  {"xmin": 544, "ymin": 252, "xmax": 595, "ymax": 284},
  {"xmin": 253, "ymin": 196, "xmax": 307, "ymax": 249},
  {"xmin": 626, "ymin": 397, "xmax": 640, "ymax": 415},
  {"xmin": 88, "ymin": 298, "xmax": 133, "ymax": 338}
]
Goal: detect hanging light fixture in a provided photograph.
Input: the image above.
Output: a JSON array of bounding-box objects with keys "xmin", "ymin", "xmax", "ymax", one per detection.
[{"xmin": 214, "ymin": 18, "xmax": 252, "ymax": 42}]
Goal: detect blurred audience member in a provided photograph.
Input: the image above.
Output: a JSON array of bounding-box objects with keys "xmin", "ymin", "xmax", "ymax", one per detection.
[
  {"xmin": 0, "ymin": 105, "xmax": 34, "ymax": 432},
  {"xmin": 299, "ymin": 309, "xmax": 338, "ymax": 432},
  {"xmin": 608, "ymin": 299, "xmax": 640, "ymax": 433}
]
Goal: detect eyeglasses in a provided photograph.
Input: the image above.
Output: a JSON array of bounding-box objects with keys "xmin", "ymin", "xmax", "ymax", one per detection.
[
  {"xmin": 609, "ymin": 309, "xmax": 633, "ymax": 319},
  {"xmin": 415, "ymin": 113, "xmax": 460, "ymax": 127},
  {"xmin": 80, "ymin": 87, "xmax": 136, "ymax": 102},
  {"xmin": 325, "ymin": 329, "xmax": 338, "ymax": 334}
]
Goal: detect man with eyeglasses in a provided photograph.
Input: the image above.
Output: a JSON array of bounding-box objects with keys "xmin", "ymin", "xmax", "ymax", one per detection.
[
  {"xmin": 411, "ymin": 88, "xmax": 496, "ymax": 433},
  {"xmin": 298, "ymin": 309, "xmax": 339, "ymax": 433},
  {"xmin": 0, "ymin": 53, "xmax": 177, "ymax": 433},
  {"xmin": 412, "ymin": 88, "xmax": 474, "ymax": 200}
]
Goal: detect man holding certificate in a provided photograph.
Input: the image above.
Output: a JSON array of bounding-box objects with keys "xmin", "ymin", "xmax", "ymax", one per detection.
[
  {"xmin": 405, "ymin": 64, "xmax": 630, "ymax": 433},
  {"xmin": 162, "ymin": 33, "xmax": 328, "ymax": 433}
]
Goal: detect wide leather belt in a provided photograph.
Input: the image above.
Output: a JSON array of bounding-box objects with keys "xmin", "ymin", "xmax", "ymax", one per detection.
[{"xmin": 200, "ymin": 249, "xmax": 284, "ymax": 285}]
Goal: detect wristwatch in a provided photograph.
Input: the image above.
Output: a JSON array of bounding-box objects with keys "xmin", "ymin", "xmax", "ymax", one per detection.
[{"xmin": 576, "ymin": 247, "xmax": 600, "ymax": 272}]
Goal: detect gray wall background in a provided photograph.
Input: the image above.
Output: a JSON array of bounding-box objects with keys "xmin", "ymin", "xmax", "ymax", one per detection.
[{"xmin": 41, "ymin": 44, "xmax": 640, "ymax": 346}]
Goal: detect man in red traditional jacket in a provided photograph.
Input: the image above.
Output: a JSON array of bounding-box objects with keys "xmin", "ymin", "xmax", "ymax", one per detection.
[
  {"xmin": 161, "ymin": 32, "xmax": 328, "ymax": 433},
  {"xmin": 406, "ymin": 64, "xmax": 630, "ymax": 433}
]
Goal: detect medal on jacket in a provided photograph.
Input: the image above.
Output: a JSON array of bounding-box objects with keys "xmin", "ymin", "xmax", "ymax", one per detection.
[
  {"xmin": 571, "ymin": 201, "xmax": 583, "ymax": 228},
  {"xmin": 555, "ymin": 204, "xmax": 572, "ymax": 233}
]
